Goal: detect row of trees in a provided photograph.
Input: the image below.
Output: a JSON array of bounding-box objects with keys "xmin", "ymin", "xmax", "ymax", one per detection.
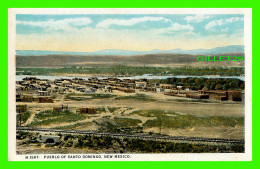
[
  {"xmin": 16, "ymin": 66, "xmax": 245, "ymax": 76},
  {"xmin": 159, "ymin": 77, "xmax": 244, "ymax": 90}
]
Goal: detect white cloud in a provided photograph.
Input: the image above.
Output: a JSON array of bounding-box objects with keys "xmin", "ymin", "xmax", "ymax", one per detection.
[
  {"xmin": 205, "ymin": 17, "xmax": 243, "ymax": 31},
  {"xmin": 168, "ymin": 23, "xmax": 194, "ymax": 31},
  {"xmin": 185, "ymin": 15, "xmax": 212, "ymax": 23},
  {"xmin": 16, "ymin": 17, "xmax": 93, "ymax": 31},
  {"xmin": 220, "ymin": 27, "xmax": 229, "ymax": 32},
  {"xmin": 154, "ymin": 23, "xmax": 194, "ymax": 36},
  {"xmin": 205, "ymin": 19, "xmax": 225, "ymax": 31},
  {"xmin": 225, "ymin": 17, "xmax": 244, "ymax": 23},
  {"xmin": 96, "ymin": 16, "xmax": 193, "ymax": 35},
  {"xmin": 96, "ymin": 16, "xmax": 172, "ymax": 28}
]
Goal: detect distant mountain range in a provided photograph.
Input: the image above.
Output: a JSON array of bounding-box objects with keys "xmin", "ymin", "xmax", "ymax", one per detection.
[{"xmin": 16, "ymin": 45, "xmax": 244, "ymax": 56}]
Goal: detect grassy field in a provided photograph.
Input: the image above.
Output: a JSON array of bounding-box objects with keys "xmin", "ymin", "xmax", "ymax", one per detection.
[
  {"xmin": 95, "ymin": 107, "xmax": 106, "ymax": 113},
  {"xmin": 21, "ymin": 105, "xmax": 244, "ymax": 140},
  {"xmin": 16, "ymin": 111, "xmax": 32, "ymax": 126},
  {"xmin": 34, "ymin": 110, "xmax": 65, "ymax": 120},
  {"xmin": 114, "ymin": 117, "xmax": 142, "ymax": 127},
  {"xmin": 116, "ymin": 93, "xmax": 155, "ymax": 101},
  {"xmin": 16, "ymin": 66, "xmax": 245, "ymax": 76},
  {"xmin": 143, "ymin": 114, "xmax": 244, "ymax": 129},
  {"xmin": 28, "ymin": 110, "xmax": 86, "ymax": 127},
  {"xmin": 167, "ymin": 98, "xmax": 218, "ymax": 103},
  {"xmin": 128, "ymin": 109, "xmax": 244, "ymax": 129},
  {"xmin": 54, "ymin": 122, "xmax": 92, "ymax": 130},
  {"xmin": 107, "ymin": 107, "xmax": 120, "ymax": 113},
  {"xmin": 65, "ymin": 93, "xmax": 116, "ymax": 101},
  {"xmin": 130, "ymin": 109, "xmax": 177, "ymax": 117}
]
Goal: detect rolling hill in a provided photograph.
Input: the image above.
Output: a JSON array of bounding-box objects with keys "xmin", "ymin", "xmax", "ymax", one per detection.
[{"xmin": 16, "ymin": 53, "xmax": 245, "ymax": 68}]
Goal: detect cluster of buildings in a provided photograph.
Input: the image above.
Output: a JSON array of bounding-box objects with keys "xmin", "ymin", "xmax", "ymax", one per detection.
[
  {"xmin": 165, "ymin": 86, "xmax": 243, "ymax": 101},
  {"xmin": 16, "ymin": 76, "xmax": 243, "ymax": 104},
  {"xmin": 16, "ymin": 77, "xmax": 54, "ymax": 103}
]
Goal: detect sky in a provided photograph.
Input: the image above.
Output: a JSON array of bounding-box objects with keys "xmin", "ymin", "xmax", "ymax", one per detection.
[{"xmin": 16, "ymin": 14, "xmax": 244, "ymax": 52}]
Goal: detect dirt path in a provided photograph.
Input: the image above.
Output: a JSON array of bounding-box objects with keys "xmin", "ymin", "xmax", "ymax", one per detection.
[
  {"xmin": 104, "ymin": 106, "xmax": 111, "ymax": 114},
  {"xmin": 122, "ymin": 108, "xmax": 139, "ymax": 115},
  {"xmin": 22, "ymin": 113, "xmax": 36, "ymax": 126},
  {"xmin": 22, "ymin": 108, "xmax": 42, "ymax": 126},
  {"xmin": 127, "ymin": 114, "xmax": 156, "ymax": 125},
  {"xmin": 39, "ymin": 106, "xmax": 115, "ymax": 129},
  {"xmin": 64, "ymin": 99, "xmax": 244, "ymax": 117},
  {"xmin": 18, "ymin": 98, "xmax": 244, "ymax": 117}
]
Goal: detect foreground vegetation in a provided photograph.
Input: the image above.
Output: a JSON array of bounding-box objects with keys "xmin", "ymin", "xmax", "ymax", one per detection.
[
  {"xmin": 16, "ymin": 131, "xmax": 244, "ymax": 153},
  {"xmin": 28, "ymin": 110, "xmax": 86, "ymax": 127},
  {"xmin": 155, "ymin": 77, "xmax": 245, "ymax": 90},
  {"xmin": 115, "ymin": 93, "xmax": 155, "ymax": 101},
  {"xmin": 16, "ymin": 111, "xmax": 32, "ymax": 126},
  {"xmin": 26, "ymin": 108, "xmax": 244, "ymax": 132},
  {"xmin": 65, "ymin": 93, "xmax": 116, "ymax": 101},
  {"xmin": 16, "ymin": 66, "xmax": 244, "ymax": 76},
  {"xmin": 131, "ymin": 110, "xmax": 244, "ymax": 129},
  {"xmin": 54, "ymin": 122, "xmax": 92, "ymax": 130}
]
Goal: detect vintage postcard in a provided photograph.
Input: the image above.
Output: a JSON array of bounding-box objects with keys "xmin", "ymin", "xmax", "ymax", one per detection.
[{"xmin": 8, "ymin": 8, "xmax": 252, "ymax": 161}]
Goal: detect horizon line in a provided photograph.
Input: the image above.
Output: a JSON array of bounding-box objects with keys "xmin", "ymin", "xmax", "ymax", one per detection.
[{"xmin": 16, "ymin": 44, "xmax": 244, "ymax": 53}]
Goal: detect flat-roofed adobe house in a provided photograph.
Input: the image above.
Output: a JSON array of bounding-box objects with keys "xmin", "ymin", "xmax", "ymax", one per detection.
[
  {"xmin": 53, "ymin": 105, "xmax": 68, "ymax": 112},
  {"xmin": 123, "ymin": 79, "xmax": 134, "ymax": 83},
  {"xmin": 160, "ymin": 84, "xmax": 174, "ymax": 89},
  {"xmin": 186, "ymin": 93, "xmax": 209, "ymax": 99},
  {"xmin": 135, "ymin": 81, "xmax": 147, "ymax": 88},
  {"xmin": 21, "ymin": 95, "xmax": 38, "ymax": 102},
  {"xmin": 156, "ymin": 88, "xmax": 165, "ymax": 92},
  {"xmin": 198, "ymin": 87, "xmax": 242, "ymax": 101},
  {"xmin": 177, "ymin": 86, "xmax": 183, "ymax": 90},
  {"xmin": 16, "ymin": 94, "xmax": 22, "ymax": 102},
  {"xmin": 77, "ymin": 107, "xmax": 96, "ymax": 114},
  {"xmin": 37, "ymin": 97, "xmax": 54, "ymax": 103},
  {"xmin": 227, "ymin": 91, "xmax": 242, "ymax": 101}
]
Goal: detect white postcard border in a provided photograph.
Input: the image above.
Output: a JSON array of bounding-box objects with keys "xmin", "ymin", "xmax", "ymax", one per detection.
[{"xmin": 8, "ymin": 8, "xmax": 252, "ymax": 161}]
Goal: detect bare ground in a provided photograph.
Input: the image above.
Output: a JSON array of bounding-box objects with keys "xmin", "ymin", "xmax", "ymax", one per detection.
[
  {"xmin": 16, "ymin": 89, "xmax": 245, "ymax": 143},
  {"xmin": 144, "ymin": 126, "xmax": 244, "ymax": 140},
  {"xmin": 18, "ymin": 98, "xmax": 243, "ymax": 117}
]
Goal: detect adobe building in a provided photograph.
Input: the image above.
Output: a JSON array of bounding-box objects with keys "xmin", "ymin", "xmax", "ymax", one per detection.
[
  {"xmin": 21, "ymin": 95, "xmax": 38, "ymax": 102},
  {"xmin": 37, "ymin": 97, "xmax": 54, "ymax": 103},
  {"xmin": 227, "ymin": 91, "xmax": 242, "ymax": 101},
  {"xmin": 186, "ymin": 93, "xmax": 209, "ymax": 99},
  {"xmin": 16, "ymin": 94, "xmax": 22, "ymax": 102},
  {"xmin": 53, "ymin": 105, "xmax": 68, "ymax": 112},
  {"xmin": 198, "ymin": 87, "xmax": 242, "ymax": 101},
  {"xmin": 160, "ymin": 84, "xmax": 175, "ymax": 89},
  {"xmin": 135, "ymin": 81, "xmax": 147, "ymax": 88},
  {"xmin": 77, "ymin": 107, "xmax": 96, "ymax": 114}
]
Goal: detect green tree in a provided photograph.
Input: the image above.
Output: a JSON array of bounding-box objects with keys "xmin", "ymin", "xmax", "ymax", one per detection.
[
  {"xmin": 215, "ymin": 84, "xmax": 221, "ymax": 90},
  {"xmin": 210, "ymin": 83, "xmax": 216, "ymax": 90},
  {"xmin": 223, "ymin": 83, "xmax": 229, "ymax": 90}
]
